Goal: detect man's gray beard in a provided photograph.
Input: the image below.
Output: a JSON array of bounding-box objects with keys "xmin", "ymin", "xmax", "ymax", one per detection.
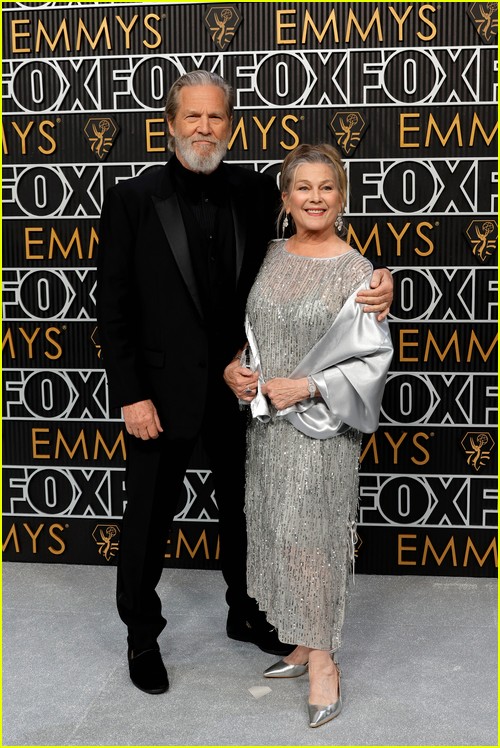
[{"xmin": 174, "ymin": 135, "xmax": 229, "ymax": 174}]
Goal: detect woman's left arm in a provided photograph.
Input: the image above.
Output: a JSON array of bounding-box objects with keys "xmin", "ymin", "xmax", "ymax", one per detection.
[
  {"xmin": 311, "ymin": 303, "xmax": 393, "ymax": 433},
  {"xmin": 270, "ymin": 282, "xmax": 394, "ymax": 436}
]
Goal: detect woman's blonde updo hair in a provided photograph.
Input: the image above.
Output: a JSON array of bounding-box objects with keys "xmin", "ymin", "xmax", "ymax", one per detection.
[{"xmin": 278, "ymin": 143, "xmax": 348, "ymax": 236}]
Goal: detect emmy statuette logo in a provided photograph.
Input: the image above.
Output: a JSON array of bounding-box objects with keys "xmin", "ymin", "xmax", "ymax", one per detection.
[
  {"xmin": 90, "ymin": 326, "xmax": 102, "ymax": 359},
  {"xmin": 84, "ymin": 117, "xmax": 120, "ymax": 160},
  {"xmin": 465, "ymin": 220, "xmax": 497, "ymax": 262},
  {"xmin": 93, "ymin": 524, "xmax": 120, "ymax": 561},
  {"xmin": 467, "ymin": 3, "xmax": 498, "ymax": 43},
  {"xmin": 461, "ymin": 432, "xmax": 495, "ymax": 471},
  {"xmin": 329, "ymin": 112, "xmax": 367, "ymax": 155},
  {"xmin": 354, "ymin": 531, "xmax": 363, "ymax": 559},
  {"xmin": 205, "ymin": 5, "xmax": 242, "ymax": 51}
]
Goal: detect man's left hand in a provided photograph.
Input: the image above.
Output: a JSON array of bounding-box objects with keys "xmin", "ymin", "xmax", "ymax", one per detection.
[{"xmin": 356, "ymin": 267, "xmax": 393, "ymax": 321}]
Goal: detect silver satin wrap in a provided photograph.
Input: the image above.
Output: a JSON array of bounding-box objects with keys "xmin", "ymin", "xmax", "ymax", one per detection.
[
  {"xmin": 244, "ymin": 241, "xmax": 393, "ymax": 651},
  {"xmin": 246, "ymin": 284, "xmax": 393, "ymax": 437}
]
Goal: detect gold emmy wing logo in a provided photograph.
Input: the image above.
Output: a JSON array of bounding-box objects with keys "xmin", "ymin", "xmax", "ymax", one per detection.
[
  {"xmin": 329, "ymin": 112, "xmax": 367, "ymax": 156},
  {"xmin": 84, "ymin": 116, "xmax": 119, "ymax": 160},
  {"xmin": 465, "ymin": 219, "xmax": 497, "ymax": 262},
  {"xmin": 205, "ymin": 5, "xmax": 242, "ymax": 51},
  {"xmin": 354, "ymin": 531, "xmax": 363, "ymax": 559},
  {"xmin": 467, "ymin": 3, "xmax": 498, "ymax": 43},
  {"xmin": 93, "ymin": 524, "xmax": 120, "ymax": 561},
  {"xmin": 90, "ymin": 326, "xmax": 102, "ymax": 359},
  {"xmin": 461, "ymin": 432, "xmax": 495, "ymax": 471}
]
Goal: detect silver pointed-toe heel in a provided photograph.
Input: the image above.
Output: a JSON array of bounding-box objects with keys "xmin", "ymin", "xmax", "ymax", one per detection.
[
  {"xmin": 263, "ymin": 659, "xmax": 308, "ymax": 678},
  {"xmin": 308, "ymin": 663, "xmax": 342, "ymax": 728}
]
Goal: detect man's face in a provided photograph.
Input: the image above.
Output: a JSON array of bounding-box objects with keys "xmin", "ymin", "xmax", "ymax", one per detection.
[{"xmin": 168, "ymin": 84, "xmax": 232, "ymax": 174}]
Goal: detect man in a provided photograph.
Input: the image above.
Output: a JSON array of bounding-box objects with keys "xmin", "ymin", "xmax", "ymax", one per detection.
[{"xmin": 96, "ymin": 71, "xmax": 393, "ymax": 695}]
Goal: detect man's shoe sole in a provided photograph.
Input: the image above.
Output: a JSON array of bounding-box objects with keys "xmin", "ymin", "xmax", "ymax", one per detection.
[{"xmin": 130, "ymin": 678, "xmax": 169, "ymax": 695}]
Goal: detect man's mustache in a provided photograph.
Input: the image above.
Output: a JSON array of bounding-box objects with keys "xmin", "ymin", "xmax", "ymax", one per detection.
[{"xmin": 191, "ymin": 137, "xmax": 218, "ymax": 144}]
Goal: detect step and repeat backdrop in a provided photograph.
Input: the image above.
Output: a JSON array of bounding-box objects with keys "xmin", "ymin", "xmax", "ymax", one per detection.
[{"xmin": 2, "ymin": 1, "xmax": 498, "ymax": 576}]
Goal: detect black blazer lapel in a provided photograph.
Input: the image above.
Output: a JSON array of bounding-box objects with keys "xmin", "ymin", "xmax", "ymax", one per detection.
[
  {"xmin": 152, "ymin": 191, "xmax": 204, "ymax": 320},
  {"xmin": 225, "ymin": 166, "xmax": 247, "ymax": 284},
  {"xmin": 230, "ymin": 194, "xmax": 246, "ymax": 284}
]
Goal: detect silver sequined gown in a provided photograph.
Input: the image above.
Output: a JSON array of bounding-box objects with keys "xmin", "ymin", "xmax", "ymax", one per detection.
[{"xmin": 245, "ymin": 240, "xmax": 373, "ymax": 651}]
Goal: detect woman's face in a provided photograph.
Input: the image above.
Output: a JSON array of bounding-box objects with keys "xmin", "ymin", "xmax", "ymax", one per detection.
[{"xmin": 283, "ymin": 162, "xmax": 342, "ymax": 236}]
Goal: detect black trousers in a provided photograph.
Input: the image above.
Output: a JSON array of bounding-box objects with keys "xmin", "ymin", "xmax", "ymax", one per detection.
[{"xmin": 116, "ymin": 391, "xmax": 253, "ymax": 650}]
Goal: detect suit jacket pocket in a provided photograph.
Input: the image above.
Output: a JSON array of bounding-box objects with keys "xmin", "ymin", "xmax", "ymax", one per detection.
[{"xmin": 142, "ymin": 348, "xmax": 165, "ymax": 368}]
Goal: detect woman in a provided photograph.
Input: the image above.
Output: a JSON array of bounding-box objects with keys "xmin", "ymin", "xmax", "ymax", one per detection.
[{"xmin": 225, "ymin": 143, "xmax": 393, "ymax": 728}]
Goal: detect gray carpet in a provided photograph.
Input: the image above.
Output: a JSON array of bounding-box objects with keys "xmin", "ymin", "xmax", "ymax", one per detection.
[{"xmin": 2, "ymin": 562, "xmax": 497, "ymax": 747}]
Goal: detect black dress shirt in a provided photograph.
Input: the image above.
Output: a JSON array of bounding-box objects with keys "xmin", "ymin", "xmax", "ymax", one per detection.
[{"xmin": 171, "ymin": 155, "xmax": 237, "ymax": 372}]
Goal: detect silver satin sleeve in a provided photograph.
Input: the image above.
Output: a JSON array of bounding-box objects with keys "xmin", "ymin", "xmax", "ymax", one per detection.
[{"xmin": 245, "ymin": 282, "xmax": 393, "ymax": 439}]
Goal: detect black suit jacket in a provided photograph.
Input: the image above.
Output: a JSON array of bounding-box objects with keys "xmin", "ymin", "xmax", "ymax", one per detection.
[{"xmin": 96, "ymin": 158, "xmax": 279, "ymax": 439}]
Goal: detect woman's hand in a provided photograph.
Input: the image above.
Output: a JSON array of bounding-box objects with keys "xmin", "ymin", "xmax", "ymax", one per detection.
[
  {"xmin": 261, "ymin": 377, "xmax": 310, "ymax": 410},
  {"xmin": 223, "ymin": 358, "xmax": 259, "ymax": 401},
  {"xmin": 356, "ymin": 267, "xmax": 394, "ymax": 321}
]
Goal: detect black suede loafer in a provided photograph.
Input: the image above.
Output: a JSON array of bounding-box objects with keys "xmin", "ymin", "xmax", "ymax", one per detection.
[
  {"xmin": 128, "ymin": 648, "xmax": 169, "ymax": 694},
  {"xmin": 226, "ymin": 609, "xmax": 294, "ymax": 656}
]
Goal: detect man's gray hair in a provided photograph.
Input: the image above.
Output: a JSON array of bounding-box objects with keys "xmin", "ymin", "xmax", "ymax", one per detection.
[{"xmin": 164, "ymin": 71, "xmax": 234, "ymax": 152}]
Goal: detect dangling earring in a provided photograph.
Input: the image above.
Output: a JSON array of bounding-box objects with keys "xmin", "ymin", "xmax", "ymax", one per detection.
[
  {"xmin": 281, "ymin": 213, "xmax": 289, "ymax": 239},
  {"xmin": 334, "ymin": 213, "xmax": 344, "ymax": 233}
]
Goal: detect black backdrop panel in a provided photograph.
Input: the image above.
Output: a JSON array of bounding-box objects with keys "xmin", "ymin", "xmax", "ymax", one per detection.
[{"xmin": 2, "ymin": 1, "xmax": 498, "ymax": 576}]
